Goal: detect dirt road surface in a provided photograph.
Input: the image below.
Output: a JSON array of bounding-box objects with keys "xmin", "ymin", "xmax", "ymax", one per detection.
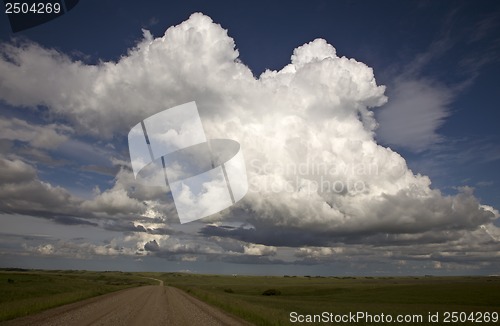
[{"xmin": 2, "ymin": 282, "xmax": 252, "ymax": 326}]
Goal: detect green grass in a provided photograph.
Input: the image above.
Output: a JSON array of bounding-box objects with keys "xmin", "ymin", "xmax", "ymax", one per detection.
[
  {"xmin": 154, "ymin": 273, "xmax": 500, "ymax": 326},
  {"xmin": 0, "ymin": 269, "xmax": 156, "ymax": 321}
]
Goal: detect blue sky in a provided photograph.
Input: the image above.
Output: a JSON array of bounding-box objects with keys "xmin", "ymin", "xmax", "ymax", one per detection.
[{"xmin": 0, "ymin": 0, "xmax": 499, "ymax": 275}]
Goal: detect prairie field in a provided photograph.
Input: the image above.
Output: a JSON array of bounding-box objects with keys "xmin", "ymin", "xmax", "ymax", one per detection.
[{"xmin": 153, "ymin": 273, "xmax": 500, "ymax": 326}]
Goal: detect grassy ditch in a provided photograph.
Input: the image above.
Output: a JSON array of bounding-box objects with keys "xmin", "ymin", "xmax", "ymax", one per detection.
[{"xmin": 0, "ymin": 269, "xmax": 156, "ymax": 322}]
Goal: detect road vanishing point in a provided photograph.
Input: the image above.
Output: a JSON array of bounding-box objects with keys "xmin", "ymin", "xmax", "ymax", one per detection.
[{"xmin": 2, "ymin": 279, "xmax": 251, "ymax": 326}]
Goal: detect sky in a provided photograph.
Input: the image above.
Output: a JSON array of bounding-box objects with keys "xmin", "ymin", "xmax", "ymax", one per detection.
[{"xmin": 0, "ymin": 0, "xmax": 499, "ymax": 276}]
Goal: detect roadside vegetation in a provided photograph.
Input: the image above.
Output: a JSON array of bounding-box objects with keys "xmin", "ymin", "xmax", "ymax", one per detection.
[{"xmin": 0, "ymin": 269, "xmax": 156, "ymax": 321}]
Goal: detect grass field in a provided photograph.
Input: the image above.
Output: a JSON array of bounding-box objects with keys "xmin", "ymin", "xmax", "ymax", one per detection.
[
  {"xmin": 0, "ymin": 269, "xmax": 156, "ymax": 321},
  {"xmin": 151, "ymin": 273, "xmax": 500, "ymax": 326}
]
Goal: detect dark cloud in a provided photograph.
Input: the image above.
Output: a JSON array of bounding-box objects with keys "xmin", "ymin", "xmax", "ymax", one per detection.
[
  {"xmin": 200, "ymin": 224, "xmax": 330, "ymax": 247},
  {"xmin": 144, "ymin": 240, "xmax": 160, "ymax": 252},
  {"xmin": 80, "ymin": 164, "xmax": 120, "ymax": 176},
  {"xmin": 0, "ymin": 157, "xmax": 36, "ymax": 183},
  {"xmin": 52, "ymin": 216, "xmax": 98, "ymax": 226},
  {"xmin": 0, "ymin": 157, "xmax": 81, "ymax": 220},
  {"xmin": 103, "ymin": 220, "xmax": 147, "ymax": 233}
]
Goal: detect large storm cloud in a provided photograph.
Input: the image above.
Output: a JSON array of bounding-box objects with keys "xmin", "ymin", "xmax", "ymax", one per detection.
[{"xmin": 0, "ymin": 13, "xmax": 498, "ymax": 269}]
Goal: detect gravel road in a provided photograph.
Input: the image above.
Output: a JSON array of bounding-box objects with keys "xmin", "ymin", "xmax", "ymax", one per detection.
[{"xmin": 2, "ymin": 282, "xmax": 252, "ymax": 326}]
